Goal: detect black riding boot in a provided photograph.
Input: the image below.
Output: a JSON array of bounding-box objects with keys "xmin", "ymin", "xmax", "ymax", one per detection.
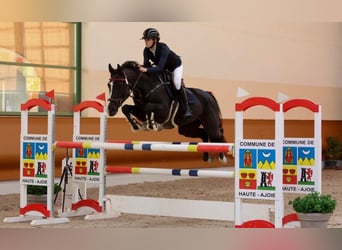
[{"xmin": 178, "ymin": 87, "xmax": 192, "ymax": 118}]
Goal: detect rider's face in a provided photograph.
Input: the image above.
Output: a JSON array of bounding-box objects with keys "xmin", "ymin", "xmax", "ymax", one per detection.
[{"xmin": 144, "ymin": 38, "xmax": 155, "ymax": 48}]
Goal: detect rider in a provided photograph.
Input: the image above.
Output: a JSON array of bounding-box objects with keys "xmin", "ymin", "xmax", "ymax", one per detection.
[{"xmin": 138, "ymin": 28, "xmax": 192, "ymax": 118}]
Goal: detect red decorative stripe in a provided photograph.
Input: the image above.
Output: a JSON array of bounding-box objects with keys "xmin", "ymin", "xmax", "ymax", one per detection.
[
  {"xmin": 235, "ymin": 219, "xmax": 275, "ymax": 228},
  {"xmin": 21, "ymin": 98, "xmax": 51, "ymax": 111},
  {"xmin": 71, "ymin": 199, "xmax": 102, "ymax": 212},
  {"xmin": 73, "ymin": 101, "xmax": 104, "ymax": 112},
  {"xmin": 282, "ymin": 213, "xmax": 299, "ymax": 225},
  {"xmin": 55, "ymin": 141, "xmax": 83, "ymax": 148},
  {"xmin": 283, "ymin": 99, "xmax": 319, "ymax": 113},
  {"xmin": 235, "ymin": 97, "xmax": 280, "ymax": 112},
  {"xmin": 20, "ymin": 203, "xmax": 50, "ymax": 218},
  {"xmin": 106, "ymin": 166, "xmax": 132, "ymax": 173},
  {"xmin": 197, "ymin": 144, "xmax": 230, "ymax": 153}
]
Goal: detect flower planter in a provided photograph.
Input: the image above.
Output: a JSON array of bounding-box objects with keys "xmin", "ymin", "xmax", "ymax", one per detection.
[{"xmin": 297, "ymin": 213, "xmax": 332, "ymax": 228}]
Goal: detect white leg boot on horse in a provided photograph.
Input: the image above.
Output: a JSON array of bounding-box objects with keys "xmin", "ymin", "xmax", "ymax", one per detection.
[{"xmin": 178, "ymin": 86, "xmax": 192, "ymax": 118}]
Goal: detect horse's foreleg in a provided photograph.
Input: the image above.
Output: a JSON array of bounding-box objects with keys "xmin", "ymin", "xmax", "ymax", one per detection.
[
  {"xmin": 218, "ymin": 152, "xmax": 228, "ymax": 163},
  {"xmin": 145, "ymin": 112, "xmax": 163, "ymax": 131},
  {"xmin": 144, "ymin": 104, "xmax": 168, "ymax": 131},
  {"xmin": 122, "ymin": 105, "xmax": 147, "ymax": 131}
]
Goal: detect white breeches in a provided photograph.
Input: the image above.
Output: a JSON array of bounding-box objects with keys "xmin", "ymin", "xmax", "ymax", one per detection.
[{"xmin": 172, "ymin": 64, "xmax": 183, "ymax": 90}]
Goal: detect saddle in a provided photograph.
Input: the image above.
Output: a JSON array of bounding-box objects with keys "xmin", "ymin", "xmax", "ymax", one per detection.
[
  {"xmin": 157, "ymin": 70, "xmax": 172, "ymax": 84},
  {"xmin": 157, "ymin": 71, "xmax": 196, "ymax": 104}
]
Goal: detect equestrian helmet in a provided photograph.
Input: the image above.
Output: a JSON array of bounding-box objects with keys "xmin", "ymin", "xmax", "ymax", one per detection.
[{"xmin": 141, "ymin": 28, "xmax": 160, "ymax": 41}]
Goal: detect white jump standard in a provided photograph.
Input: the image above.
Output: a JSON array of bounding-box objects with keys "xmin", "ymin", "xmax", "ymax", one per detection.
[{"xmin": 3, "ymin": 91, "xmax": 69, "ymax": 226}]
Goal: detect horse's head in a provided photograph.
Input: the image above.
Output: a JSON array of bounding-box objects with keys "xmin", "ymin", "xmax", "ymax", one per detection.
[{"xmin": 107, "ymin": 63, "xmax": 131, "ymax": 116}]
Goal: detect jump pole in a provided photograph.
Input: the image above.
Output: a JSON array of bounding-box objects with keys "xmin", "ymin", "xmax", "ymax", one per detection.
[
  {"xmin": 106, "ymin": 140, "xmax": 235, "ymax": 156},
  {"xmin": 106, "ymin": 166, "xmax": 235, "ymax": 178},
  {"xmin": 55, "ymin": 141, "xmax": 234, "ymax": 154},
  {"xmin": 3, "ymin": 90, "xmax": 69, "ymax": 226}
]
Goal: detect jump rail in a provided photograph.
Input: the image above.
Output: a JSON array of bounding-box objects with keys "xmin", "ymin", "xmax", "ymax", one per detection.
[
  {"xmin": 55, "ymin": 141, "xmax": 234, "ymax": 154},
  {"xmin": 106, "ymin": 166, "xmax": 235, "ymax": 178},
  {"xmin": 106, "ymin": 140, "xmax": 235, "ymax": 156}
]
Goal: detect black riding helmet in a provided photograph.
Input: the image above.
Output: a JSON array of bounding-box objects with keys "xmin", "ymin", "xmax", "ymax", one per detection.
[{"xmin": 141, "ymin": 28, "xmax": 160, "ymax": 41}]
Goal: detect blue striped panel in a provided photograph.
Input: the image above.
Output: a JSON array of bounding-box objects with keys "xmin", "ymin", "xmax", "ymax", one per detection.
[
  {"xmin": 142, "ymin": 144, "xmax": 152, "ymax": 150},
  {"xmin": 124, "ymin": 144, "xmax": 134, "ymax": 150},
  {"xmin": 172, "ymin": 169, "xmax": 181, "ymax": 176},
  {"xmin": 189, "ymin": 142, "xmax": 198, "ymax": 145},
  {"xmin": 189, "ymin": 170, "xmax": 199, "ymax": 176}
]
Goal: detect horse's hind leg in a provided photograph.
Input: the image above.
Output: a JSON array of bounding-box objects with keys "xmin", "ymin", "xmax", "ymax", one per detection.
[
  {"xmin": 178, "ymin": 122, "xmax": 211, "ymax": 162},
  {"xmin": 211, "ymin": 128, "xmax": 228, "ymax": 163},
  {"xmin": 217, "ymin": 127, "xmax": 228, "ymax": 163},
  {"xmin": 202, "ymin": 119, "xmax": 228, "ymax": 163}
]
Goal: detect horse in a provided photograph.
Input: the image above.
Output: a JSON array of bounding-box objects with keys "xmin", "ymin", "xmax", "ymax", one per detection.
[{"xmin": 106, "ymin": 61, "xmax": 227, "ymax": 162}]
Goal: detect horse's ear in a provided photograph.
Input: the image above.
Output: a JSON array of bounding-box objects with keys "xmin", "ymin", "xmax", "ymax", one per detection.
[
  {"xmin": 108, "ymin": 63, "xmax": 115, "ymax": 74},
  {"xmin": 117, "ymin": 64, "xmax": 123, "ymax": 73}
]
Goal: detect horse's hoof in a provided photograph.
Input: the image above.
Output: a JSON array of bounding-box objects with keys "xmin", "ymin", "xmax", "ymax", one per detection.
[
  {"xmin": 207, "ymin": 156, "xmax": 215, "ymax": 163},
  {"xmin": 219, "ymin": 156, "xmax": 228, "ymax": 164},
  {"xmin": 203, "ymin": 155, "xmax": 215, "ymax": 163},
  {"xmin": 139, "ymin": 122, "xmax": 149, "ymax": 131},
  {"xmin": 219, "ymin": 153, "xmax": 228, "ymax": 164},
  {"xmin": 132, "ymin": 124, "xmax": 140, "ymax": 130},
  {"xmin": 153, "ymin": 124, "xmax": 163, "ymax": 131},
  {"xmin": 203, "ymin": 153, "xmax": 214, "ymax": 163}
]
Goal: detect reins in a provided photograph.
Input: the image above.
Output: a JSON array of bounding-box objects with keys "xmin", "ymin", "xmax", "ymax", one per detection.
[
  {"xmin": 144, "ymin": 82, "xmax": 169, "ymax": 99},
  {"xmin": 131, "ymin": 71, "xmax": 143, "ymax": 90},
  {"xmin": 124, "ymin": 70, "xmax": 166, "ymax": 100}
]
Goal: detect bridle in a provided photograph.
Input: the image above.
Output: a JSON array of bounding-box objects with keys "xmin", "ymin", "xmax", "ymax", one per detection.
[
  {"xmin": 107, "ymin": 77, "xmax": 129, "ymax": 105},
  {"xmin": 108, "ymin": 67, "xmax": 165, "ymax": 103},
  {"xmin": 108, "ymin": 70, "xmax": 143, "ymax": 102}
]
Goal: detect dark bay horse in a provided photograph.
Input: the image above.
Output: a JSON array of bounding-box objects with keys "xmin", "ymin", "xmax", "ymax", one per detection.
[{"xmin": 107, "ymin": 61, "xmax": 227, "ymax": 162}]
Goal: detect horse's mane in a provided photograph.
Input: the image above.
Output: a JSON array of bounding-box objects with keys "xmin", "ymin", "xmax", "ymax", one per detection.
[
  {"xmin": 120, "ymin": 60, "xmax": 161, "ymax": 83},
  {"xmin": 121, "ymin": 60, "xmax": 140, "ymax": 70},
  {"xmin": 120, "ymin": 60, "xmax": 159, "ymax": 81}
]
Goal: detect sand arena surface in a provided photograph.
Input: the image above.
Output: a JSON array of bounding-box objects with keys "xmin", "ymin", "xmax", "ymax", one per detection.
[{"xmin": 0, "ymin": 169, "xmax": 341, "ymax": 228}]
